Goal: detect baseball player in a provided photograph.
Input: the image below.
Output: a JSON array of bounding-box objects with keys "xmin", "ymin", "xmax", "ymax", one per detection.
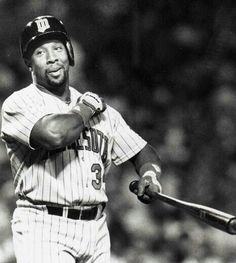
[{"xmin": 1, "ymin": 15, "xmax": 162, "ymax": 263}]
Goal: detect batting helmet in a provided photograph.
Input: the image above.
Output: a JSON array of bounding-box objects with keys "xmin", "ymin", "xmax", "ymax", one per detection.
[{"xmin": 20, "ymin": 15, "xmax": 74, "ymax": 66}]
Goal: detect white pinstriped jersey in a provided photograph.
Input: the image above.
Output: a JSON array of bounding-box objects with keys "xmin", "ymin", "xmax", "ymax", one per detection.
[{"xmin": 1, "ymin": 84, "xmax": 147, "ymax": 207}]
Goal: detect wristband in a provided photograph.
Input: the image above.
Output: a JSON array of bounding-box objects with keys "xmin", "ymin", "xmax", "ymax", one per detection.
[
  {"xmin": 71, "ymin": 103, "xmax": 94, "ymax": 125},
  {"xmin": 142, "ymin": 170, "xmax": 160, "ymax": 185},
  {"xmin": 139, "ymin": 162, "xmax": 161, "ymax": 178}
]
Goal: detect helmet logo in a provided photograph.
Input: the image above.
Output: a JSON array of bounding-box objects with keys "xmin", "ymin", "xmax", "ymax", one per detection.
[{"xmin": 35, "ymin": 18, "xmax": 50, "ymax": 33}]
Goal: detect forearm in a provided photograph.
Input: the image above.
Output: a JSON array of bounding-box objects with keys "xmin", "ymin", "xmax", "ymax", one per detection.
[
  {"xmin": 130, "ymin": 143, "xmax": 162, "ymax": 177},
  {"xmin": 30, "ymin": 111, "xmax": 86, "ymax": 150},
  {"xmin": 130, "ymin": 143, "xmax": 162, "ymax": 202},
  {"xmin": 30, "ymin": 91, "xmax": 106, "ymax": 150}
]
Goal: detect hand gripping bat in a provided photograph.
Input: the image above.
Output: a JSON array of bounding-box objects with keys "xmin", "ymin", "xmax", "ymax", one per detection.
[{"xmin": 129, "ymin": 180, "xmax": 236, "ymax": 234}]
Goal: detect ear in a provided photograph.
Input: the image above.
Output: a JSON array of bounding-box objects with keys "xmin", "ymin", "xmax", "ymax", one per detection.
[{"xmin": 25, "ymin": 58, "xmax": 32, "ymax": 68}]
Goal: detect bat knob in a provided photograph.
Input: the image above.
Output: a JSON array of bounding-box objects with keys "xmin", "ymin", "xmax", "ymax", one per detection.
[
  {"xmin": 129, "ymin": 180, "xmax": 139, "ymax": 194},
  {"xmin": 228, "ymin": 218, "xmax": 236, "ymax": 234}
]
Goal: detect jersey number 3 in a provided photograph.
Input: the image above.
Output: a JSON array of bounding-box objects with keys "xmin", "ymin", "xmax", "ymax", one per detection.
[{"xmin": 91, "ymin": 163, "xmax": 104, "ymax": 190}]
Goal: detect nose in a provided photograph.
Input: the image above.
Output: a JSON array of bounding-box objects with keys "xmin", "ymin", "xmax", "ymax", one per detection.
[{"xmin": 46, "ymin": 49, "xmax": 58, "ymax": 64}]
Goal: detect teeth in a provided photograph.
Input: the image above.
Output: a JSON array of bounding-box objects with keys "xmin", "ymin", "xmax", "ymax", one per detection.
[
  {"xmin": 50, "ymin": 69, "xmax": 60, "ymax": 73},
  {"xmin": 48, "ymin": 69, "xmax": 61, "ymax": 76}
]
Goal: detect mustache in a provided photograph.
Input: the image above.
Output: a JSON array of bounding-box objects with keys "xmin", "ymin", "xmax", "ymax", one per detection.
[{"xmin": 46, "ymin": 63, "xmax": 65, "ymax": 73}]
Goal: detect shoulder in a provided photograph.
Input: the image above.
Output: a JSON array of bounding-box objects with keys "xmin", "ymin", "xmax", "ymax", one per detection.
[
  {"xmin": 104, "ymin": 104, "xmax": 122, "ymax": 119},
  {"xmin": 4, "ymin": 84, "xmax": 36, "ymax": 100},
  {"xmin": 2, "ymin": 84, "xmax": 38, "ymax": 111},
  {"xmin": 101, "ymin": 104, "xmax": 126, "ymax": 130}
]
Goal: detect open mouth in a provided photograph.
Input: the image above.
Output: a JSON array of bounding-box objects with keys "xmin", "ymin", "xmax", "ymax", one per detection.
[{"xmin": 47, "ymin": 68, "xmax": 62, "ymax": 77}]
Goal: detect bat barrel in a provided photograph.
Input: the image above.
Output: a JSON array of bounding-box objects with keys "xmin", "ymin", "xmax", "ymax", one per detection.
[
  {"xmin": 227, "ymin": 218, "xmax": 236, "ymax": 234},
  {"xmin": 129, "ymin": 181, "xmax": 236, "ymax": 234},
  {"xmin": 198, "ymin": 209, "xmax": 236, "ymax": 234},
  {"xmin": 157, "ymin": 193, "xmax": 236, "ymax": 235}
]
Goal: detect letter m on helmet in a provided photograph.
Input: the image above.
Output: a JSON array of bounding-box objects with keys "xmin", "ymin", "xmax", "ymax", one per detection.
[{"xmin": 35, "ymin": 18, "xmax": 50, "ymax": 33}]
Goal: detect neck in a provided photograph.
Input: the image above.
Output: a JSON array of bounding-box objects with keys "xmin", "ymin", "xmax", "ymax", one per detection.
[{"xmin": 34, "ymin": 82, "xmax": 71, "ymax": 104}]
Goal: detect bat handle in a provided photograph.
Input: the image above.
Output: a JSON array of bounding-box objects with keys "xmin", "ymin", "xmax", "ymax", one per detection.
[{"xmin": 228, "ymin": 217, "xmax": 236, "ymax": 234}]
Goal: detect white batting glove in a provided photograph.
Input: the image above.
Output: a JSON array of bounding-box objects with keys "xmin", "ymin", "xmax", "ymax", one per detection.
[
  {"xmin": 138, "ymin": 170, "xmax": 162, "ymax": 195},
  {"xmin": 72, "ymin": 92, "xmax": 106, "ymax": 124},
  {"xmin": 136, "ymin": 171, "xmax": 162, "ymax": 204},
  {"xmin": 130, "ymin": 163, "xmax": 162, "ymax": 204},
  {"xmin": 79, "ymin": 92, "xmax": 106, "ymax": 113}
]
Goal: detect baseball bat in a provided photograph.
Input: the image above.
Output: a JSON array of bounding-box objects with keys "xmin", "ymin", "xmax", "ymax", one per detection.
[{"xmin": 129, "ymin": 180, "xmax": 236, "ymax": 235}]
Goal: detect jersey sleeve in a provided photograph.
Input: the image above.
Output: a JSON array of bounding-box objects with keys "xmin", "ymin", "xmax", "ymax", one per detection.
[
  {"xmin": 1, "ymin": 93, "xmax": 51, "ymax": 149},
  {"xmin": 111, "ymin": 110, "xmax": 147, "ymax": 165}
]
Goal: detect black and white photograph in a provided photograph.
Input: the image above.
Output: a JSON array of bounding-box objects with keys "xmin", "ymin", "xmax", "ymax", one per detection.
[{"xmin": 0, "ymin": 1, "xmax": 236, "ymax": 262}]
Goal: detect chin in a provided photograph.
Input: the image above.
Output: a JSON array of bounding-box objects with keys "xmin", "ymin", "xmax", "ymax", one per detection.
[
  {"xmin": 49, "ymin": 79, "xmax": 65, "ymax": 87},
  {"xmin": 47, "ymin": 75, "xmax": 67, "ymax": 88}
]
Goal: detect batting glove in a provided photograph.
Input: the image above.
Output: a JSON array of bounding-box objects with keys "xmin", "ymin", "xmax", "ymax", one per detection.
[
  {"xmin": 137, "ymin": 171, "xmax": 162, "ymax": 204},
  {"xmin": 72, "ymin": 92, "xmax": 106, "ymax": 124},
  {"xmin": 130, "ymin": 163, "xmax": 162, "ymax": 204},
  {"xmin": 79, "ymin": 92, "xmax": 106, "ymax": 113}
]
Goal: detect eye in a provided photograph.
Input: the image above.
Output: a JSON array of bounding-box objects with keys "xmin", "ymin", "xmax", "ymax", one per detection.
[
  {"xmin": 55, "ymin": 45, "xmax": 63, "ymax": 51},
  {"xmin": 35, "ymin": 49, "xmax": 44, "ymax": 56}
]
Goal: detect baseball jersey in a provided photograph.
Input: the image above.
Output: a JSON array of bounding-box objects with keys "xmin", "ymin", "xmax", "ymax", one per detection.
[{"xmin": 1, "ymin": 84, "xmax": 147, "ymax": 207}]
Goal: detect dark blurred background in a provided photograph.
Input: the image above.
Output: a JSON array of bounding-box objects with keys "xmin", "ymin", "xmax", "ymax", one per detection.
[{"xmin": 1, "ymin": 0, "xmax": 236, "ymax": 262}]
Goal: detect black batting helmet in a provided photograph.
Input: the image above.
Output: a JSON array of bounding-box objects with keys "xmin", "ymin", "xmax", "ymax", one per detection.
[{"xmin": 20, "ymin": 15, "xmax": 74, "ymax": 66}]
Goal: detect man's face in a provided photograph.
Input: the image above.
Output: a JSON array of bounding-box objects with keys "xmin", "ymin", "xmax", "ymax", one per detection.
[{"xmin": 30, "ymin": 39, "xmax": 70, "ymax": 93}]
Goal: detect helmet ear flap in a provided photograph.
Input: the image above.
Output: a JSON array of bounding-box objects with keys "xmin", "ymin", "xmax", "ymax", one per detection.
[{"xmin": 65, "ymin": 40, "xmax": 74, "ymax": 66}]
